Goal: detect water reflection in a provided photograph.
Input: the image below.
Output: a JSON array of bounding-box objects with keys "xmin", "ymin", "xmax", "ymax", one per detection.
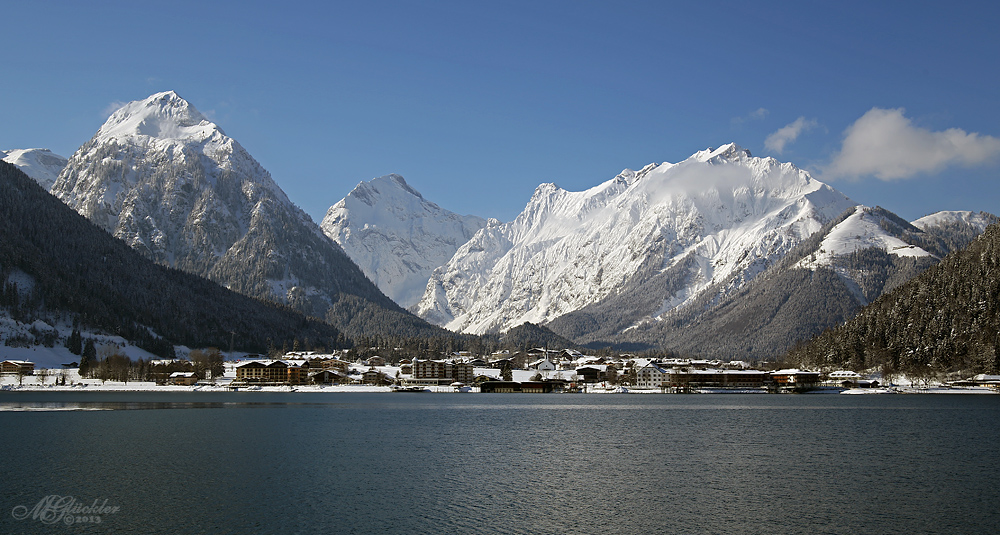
[{"xmin": 0, "ymin": 401, "xmax": 340, "ymax": 411}]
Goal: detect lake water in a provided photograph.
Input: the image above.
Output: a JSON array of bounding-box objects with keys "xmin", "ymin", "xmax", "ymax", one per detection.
[{"xmin": 1, "ymin": 391, "xmax": 998, "ymax": 534}]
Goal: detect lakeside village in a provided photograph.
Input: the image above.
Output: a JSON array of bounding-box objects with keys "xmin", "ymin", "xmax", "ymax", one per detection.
[{"xmin": 3, "ymin": 348, "xmax": 1000, "ymax": 394}]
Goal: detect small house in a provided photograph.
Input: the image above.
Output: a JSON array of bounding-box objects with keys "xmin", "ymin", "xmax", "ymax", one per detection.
[{"xmin": 168, "ymin": 371, "xmax": 199, "ymax": 386}]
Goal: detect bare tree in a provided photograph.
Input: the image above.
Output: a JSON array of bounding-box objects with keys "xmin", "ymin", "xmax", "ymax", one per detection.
[{"xmin": 190, "ymin": 348, "xmax": 224, "ymax": 381}]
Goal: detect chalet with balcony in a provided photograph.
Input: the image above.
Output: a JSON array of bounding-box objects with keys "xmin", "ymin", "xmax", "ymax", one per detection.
[
  {"xmin": 234, "ymin": 359, "xmax": 309, "ymax": 386},
  {"xmin": 1, "ymin": 360, "xmax": 34, "ymax": 375}
]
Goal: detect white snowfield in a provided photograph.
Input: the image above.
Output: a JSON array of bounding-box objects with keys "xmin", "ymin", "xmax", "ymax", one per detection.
[{"xmin": 415, "ymin": 144, "xmax": 858, "ymax": 334}]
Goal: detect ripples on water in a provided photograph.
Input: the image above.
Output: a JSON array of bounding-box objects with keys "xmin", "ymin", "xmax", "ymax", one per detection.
[{"xmin": 1, "ymin": 392, "xmax": 998, "ymax": 534}]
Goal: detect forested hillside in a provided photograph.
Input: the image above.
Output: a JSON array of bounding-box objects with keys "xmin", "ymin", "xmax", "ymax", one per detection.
[
  {"xmin": 786, "ymin": 223, "xmax": 1000, "ymax": 378},
  {"xmin": 0, "ymin": 161, "xmax": 344, "ymax": 355}
]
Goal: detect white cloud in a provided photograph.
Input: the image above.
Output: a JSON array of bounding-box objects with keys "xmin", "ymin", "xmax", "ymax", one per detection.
[
  {"xmin": 764, "ymin": 116, "xmax": 818, "ymax": 154},
  {"xmin": 732, "ymin": 107, "xmax": 769, "ymax": 125},
  {"xmin": 826, "ymin": 107, "xmax": 1000, "ymax": 180}
]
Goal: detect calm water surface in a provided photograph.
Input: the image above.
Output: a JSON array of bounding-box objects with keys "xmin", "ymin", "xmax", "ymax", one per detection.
[{"xmin": 1, "ymin": 391, "xmax": 998, "ymax": 534}]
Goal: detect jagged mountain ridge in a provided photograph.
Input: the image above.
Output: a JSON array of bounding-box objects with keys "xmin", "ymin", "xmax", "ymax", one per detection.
[
  {"xmin": 1, "ymin": 148, "xmax": 67, "ymax": 190},
  {"xmin": 320, "ymin": 174, "xmax": 486, "ymax": 308},
  {"xmin": 415, "ymin": 144, "xmax": 859, "ymax": 335},
  {"xmin": 50, "ymin": 91, "xmax": 441, "ymax": 338}
]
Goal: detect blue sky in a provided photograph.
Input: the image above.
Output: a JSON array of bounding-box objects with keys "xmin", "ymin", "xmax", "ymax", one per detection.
[{"xmin": 3, "ymin": 0, "xmax": 1000, "ymax": 223}]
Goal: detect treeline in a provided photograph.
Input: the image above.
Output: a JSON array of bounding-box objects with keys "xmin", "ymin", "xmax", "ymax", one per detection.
[
  {"xmin": 75, "ymin": 345, "xmax": 226, "ymax": 383},
  {"xmin": 786, "ymin": 223, "xmax": 1000, "ymax": 379},
  {"xmin": 332, "ymin": 322, "xmax": 582, "ymax": 363},
  {"xmin": 0, "ymin": 161, "xmax": 344, "ymax": 356}
]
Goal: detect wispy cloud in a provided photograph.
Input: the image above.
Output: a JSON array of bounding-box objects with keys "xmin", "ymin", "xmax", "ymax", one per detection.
[
  {"xmin": 102, "ymin": 101, "xmax": 128, "ymax": 117},
  {"xmin": 731, "ymin": 107, "xmax": 769, "ymax": 125},
  {"xmin": 764, "ymin": 117, "xmax": 818, "ymax": 154},
  {"xmin": 825, "ymin": 107, "xmax": 1000, "ymax": 180}
]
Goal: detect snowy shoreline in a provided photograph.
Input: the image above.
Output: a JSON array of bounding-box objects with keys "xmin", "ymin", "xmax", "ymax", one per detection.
[{"xmin": 2, "ymin": 382, "xmax": 996, "ymax": 395}]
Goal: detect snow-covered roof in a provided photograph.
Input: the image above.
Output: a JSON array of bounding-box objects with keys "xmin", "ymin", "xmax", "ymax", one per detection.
[
  {"xmin": 972, "ymin": 374, "xmax": 1000, "ymax": 382},
  {"xmin": 236, "ymin": 359, "xmax": 307, "ymax": 368},
  {"xmin": 638, "ymin": 361, "xmax": 668, "ymax": 373}
]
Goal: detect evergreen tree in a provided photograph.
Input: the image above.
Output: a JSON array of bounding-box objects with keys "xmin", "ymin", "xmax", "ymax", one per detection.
[
  {"xmin": 79, "ymin": 339, "xmax": 96, "ymax": 377},
  {"xmin": 66, "ymin": 329, "xmax": 83, "ymax": 355}
]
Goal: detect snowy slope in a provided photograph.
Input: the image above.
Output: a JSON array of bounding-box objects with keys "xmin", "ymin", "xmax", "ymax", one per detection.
[
  {"xmin": 796, "ymin": 206, "xmax": 933, "ymax": 270},
  {"xmin": 415, "ymin": 144, "xmax": 858, "ymax": 334},
  {"xmin": 1, "ymin": 148, "xmax": 67, "ymax": 190},
  {"xmin": 320, "ymin": 174, "xmax": 485, "ymax": 308}
]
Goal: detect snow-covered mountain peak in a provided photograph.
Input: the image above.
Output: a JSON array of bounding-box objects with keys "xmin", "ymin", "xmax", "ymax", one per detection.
[
  {"xmin": 1, "ymin": 148, "xmax": 67, "ymax": 190},
  {"xmin": 612, "ymin": 162, "xmax": 660, "ymax": 189},
  {"xmin": 385, "ymin": 173, "xmax": 423, "ymax": 198},
  {"xmin": 348, "ymin": 174, "xmax": 426, "ymax": 206},
  {"xmin": 321, "ymin": 174, "xmax": 486, "ymax": 308},
  {"xmin": 912, "ymin": 210, "xmax": 997, "ymax": 232},
  {"xmin": 49, "ymin": 92, "xmax": 406, "ymax": 326},
  {"xmin": 55, "ymin": 91, "xmax": 291, "ymax": 212},
  {"xmin": 531, "ymin": 182, "xmax": 562, "ymax": 199},
  {"xmin": 96, "ymin": 90, "xmax": 221, "ymax": 143},
  {"xmin": 691, "ymin": 143, "xmax": 752, "ymax": 163}
]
